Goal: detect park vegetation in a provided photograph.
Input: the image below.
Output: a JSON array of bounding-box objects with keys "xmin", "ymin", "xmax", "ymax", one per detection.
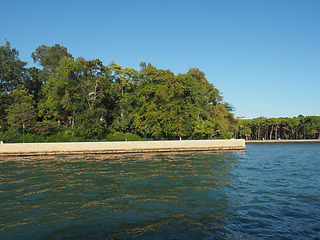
[
  {"xmin": 1, "ymin": 41, "xmax": 319, "ymax": 143},
  {"xmin": 239, "ymin": 116, "xmax": 320, "ymax": 140},
  {"xmin": 0, "ymin": 41, "xmax": 238, "ymax": 143}
]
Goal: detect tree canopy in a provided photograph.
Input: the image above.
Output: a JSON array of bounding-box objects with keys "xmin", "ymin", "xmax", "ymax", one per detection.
[
  {"xmin": 239, "ymin": 116, "xmax": 320, "ymax": 140},
  {"xmin": 1, "ymin": 41, "xmax": 317, "ymax": 143},
  {"xmin": 0, "ymin": 40, "xmax": 29, "ymax": 93}
]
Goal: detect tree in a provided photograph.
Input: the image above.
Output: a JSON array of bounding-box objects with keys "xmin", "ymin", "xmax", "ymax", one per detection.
[
  {"xmin": 7, "ymin": 103, "xmax": 37, "ymax": 132},
  {"xmin": 267, "ymin": 118, "xmax": 282, "ymax": 140},
  {"xmin": 25, "ymin": 67, "xmax": 43, "ymax": 103},
  {"xmin": 212, "ymin": 103, "xmax": 236, "ymax": 137},
  {"xmin": 0, "ymin": 40, "xmax": 29, "ymax": 93},
  {"xmin": 108, "ymin": 61, "xmax": 139, "ymax": 96},
  {"xmin": 130, "ymin": 64, "xmax": 178, "ymax": 138},
  {"xmin": 38, "ymin": 57, "xmax": 79, "ymax": 122},
  {"xmin": 31, "ymin": 44, "xmax": 73, "ymax": 82},
  {"xmin": 76, "ymin": 58, "xmax": 113, "ymax": 110},
  {"xmin": 74, "ymin": 108, "xmax": 107, "ymax": 139},
  {"xmin": 31, "ymin": 120, "xmax": 61, "ymax": 136},
  {"xmin": 304, "ymin": 116, "xmax": 320, "ymax": 139},
  {"xmin": 239, "ymin": 116, "xmax": 320, "ymax": 140},
  {"xmin": 284, "ymin": 118, "xmax": 301, "ymax": 139},
  {"xmin": 240, "ymin": 119, "xmax": 252, "ymax": 140},
  {"xmin": 0, "ymin": 92, "xmax": 9, "ymax": 130},
  {"xmin": 6, "ymin": 90, "xmax": 37, "ymax": 132},
  {"xmin": 126, "ymin": 63, "xmax": 236, "ymax": 139},
  {"xmin": 38, "ymin": 57, "xmax": 114, "ymax": 136}
]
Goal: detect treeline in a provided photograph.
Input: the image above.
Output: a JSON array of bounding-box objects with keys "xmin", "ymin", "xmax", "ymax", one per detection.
[
  {"xmin": 239, "ymin": 116, "xmax": 320, "ymax": 140},
  {"xmin": 0, "ymin": 41, "xmax": 237, "ymax": 143}
]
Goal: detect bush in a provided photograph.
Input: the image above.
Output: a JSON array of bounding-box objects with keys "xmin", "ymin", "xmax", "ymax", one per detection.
[
  {"xmin": 0, "ymin": 129, "xmax": 50, "ymax": 143},
  {"xmin": 45, "ymin": 130, "xmax": 86, "ymax": 142},
  {"xmin": 218, "ymin": 131, "xmax": 233, "ymax": 139},
  {"xmin": 106, "ymin": 132, "xmax": 141, "ymax": 141},
  {"xmin": 0, "ymin": 128, "xmax": 22, "ymax": 143},
  {"xmin": 74, "ymin": 109, "xmax": 107, "ymax": 139},
  {"xmin": 31, "ymin": 120, "xmax": 61, "ymax": 136},
  {"xmin": 24, "ymin": 134, "xmax": 46, "ymax": 143}
]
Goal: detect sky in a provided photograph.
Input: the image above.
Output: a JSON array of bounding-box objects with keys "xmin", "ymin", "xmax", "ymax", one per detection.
[{"xmin": 1, "ymin": 0, "xmax": 319, "ymax": 119}]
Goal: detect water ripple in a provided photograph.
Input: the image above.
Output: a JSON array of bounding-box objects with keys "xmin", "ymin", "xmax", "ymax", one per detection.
[{"xmin": 1, "ymin": 145, "xmax": 320, "ymax": 239}]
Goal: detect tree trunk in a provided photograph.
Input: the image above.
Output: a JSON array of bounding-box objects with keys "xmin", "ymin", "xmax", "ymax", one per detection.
[
  {"xmin": 264, "ymin": 126, "xmax": 268, "ymax": 140},
  {"xmin": 72, "ymin": 110, "xmax": 75, "ymax": 128},
  {"xmin": 269, "ymin": 125, "xmax": 274, "ymax": 140}
]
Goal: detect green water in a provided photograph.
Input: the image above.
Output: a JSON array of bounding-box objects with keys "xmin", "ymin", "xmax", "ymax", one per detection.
[{"xmin": 1, "ymin": 144, "xmax": 320, "ymax": 239}]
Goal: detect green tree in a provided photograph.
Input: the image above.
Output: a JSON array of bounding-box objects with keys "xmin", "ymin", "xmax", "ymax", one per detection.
[
  {"xmin": 267, "ymin": 118, "xmax": 282, "ymax": 140},
  {"xmin": 131, "ymin": 64, "xmax": 178, "ymax": 138},
  {"xmin": 6, "ymin": 90, "xmax": 37, "ymax": 132},
  {"xmin": 253, "ymin": 117, "xmax": 267, "ymax": 140},
  {"xmin": 0, "ymin": 40, "xmax": 29, "ymax": 93},
  {"xmin": 74, "ymin": 108, "xmax": 107, "ymax": 139},
  {"xmin": 304, "ymin": 116, "xmax": 320, "ymax": 139},
  {"xmin": 25, "ymin": 67, "xmax": 43, "ymax": 103},
  {"xmin": 0, "ymin": 92, "xmax": 9, "ymax": 129},
  {"xmin": 31, "ymin": 120, "xmax": 61, "ymax": 136},
  {"xmin": 8, "ymin": 89, "xmax": 35, "ymax": 106},
  {"xmin": 108, "ymin": 61, "xmax": 139, "ymax": 96},
  {"xmin": 212, "ymin": 103, "xmax": 236, "ymax": 138},
  {"xmin": 39, "ymin": 57, "xmax": 114, "ymax": 137},
  {"xmin": 7, "ymin": 103, "xmax": 37, "ymax": 132},
  {"xmin": 38, "ymin": 57, "xmax": 79, "ymax": 122},
  {"xmin": 284, "ymin": 118, "xmax": 301, "ymax": 139},
  {"xmin": 127, "ymin": 63, "xmax": 236, "ymax": 139},
  {"xmin": 31, "ymin": 44, "xmax": 73, "ymax": 82},
  {"xmin": 240, "ymin": 119, "xmax": 253, "ymax": 140}
]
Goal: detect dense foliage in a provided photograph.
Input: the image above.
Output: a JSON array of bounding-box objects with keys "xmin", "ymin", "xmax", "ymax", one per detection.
[
  {"xmin": 0, "ymin": 41, "xmax": 238, "ymax": 142},
  {"xmin": 239, "ymin": 116, "xmax": 320, "ymax": 140}
]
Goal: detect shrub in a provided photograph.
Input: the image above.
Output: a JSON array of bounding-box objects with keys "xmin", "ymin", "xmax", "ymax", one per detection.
[
  {"xmin": 74, "ymin": 109, "xmax": 107, "ymax": 139},
  {"xmin": 106, "ymin": 132, "xmax": 141, "ymax": 141},
  {"xmin": 24, "ymin": 134, "xmax": 46, "ymax": 143},
  {"xmin": 31, "ymin": 120, "xmax": 61, "ymax": 136},
  {"xmin": 0, "ymin": 128, "xmax": 22, "ymax": 143},
  {"xmin": 45, "ymin": 130, "xmax": 86, "ymax": 142},
  {"xmin": 218, "ymin": 131, "xmax": 233, "ymax": 139}
]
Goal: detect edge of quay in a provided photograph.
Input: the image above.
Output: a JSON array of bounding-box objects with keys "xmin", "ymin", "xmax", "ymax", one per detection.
[
  {"xmin": 0, "ymin": 139, "xmax": 246, "ymax": 156},
  {"xmin": 246, "ymin": 139, "xmax": 320, "ymax": 144}
]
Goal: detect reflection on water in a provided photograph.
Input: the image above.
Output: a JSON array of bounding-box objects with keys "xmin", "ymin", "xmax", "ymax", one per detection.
[
  {"xmin": 1, "ymin": 145, "xmax": 319, "ymax": 239},
  {"xmin": 0, "ymin": 151, "xmax": 241, "ymax": 239}
]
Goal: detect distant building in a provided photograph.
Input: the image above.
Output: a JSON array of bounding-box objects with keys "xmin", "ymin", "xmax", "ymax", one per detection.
[{"xmin": 235, "ymin": 116, "xmax": 245, "ymax": 120}]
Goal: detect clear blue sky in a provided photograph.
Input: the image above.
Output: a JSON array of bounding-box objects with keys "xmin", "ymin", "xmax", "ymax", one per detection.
[{"xmin": 1, "ymin": 0, "xmax": 319, "ymax": 119}]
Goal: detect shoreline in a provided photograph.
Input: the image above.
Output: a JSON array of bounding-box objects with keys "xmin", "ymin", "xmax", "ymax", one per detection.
[
  {"xmin": 0, "ymin": 139, "xmax": 245, "ymax": 156},
  {"xmin": 246, "ymin": 139, "xmax": 320, "ymax": 143}
]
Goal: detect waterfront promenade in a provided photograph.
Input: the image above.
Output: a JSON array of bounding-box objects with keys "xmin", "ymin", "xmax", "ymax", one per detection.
[{"xmin": 0, "ymin": 139, "xmax": 245, "ymax": 156}]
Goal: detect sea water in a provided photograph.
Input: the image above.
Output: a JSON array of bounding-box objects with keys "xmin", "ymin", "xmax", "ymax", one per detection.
[{"xmin": 1, "ymin": 143, "xmax": 319, "ymax": 239}]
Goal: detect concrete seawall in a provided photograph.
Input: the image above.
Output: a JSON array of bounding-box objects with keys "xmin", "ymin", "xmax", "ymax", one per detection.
[
  {"xmin": 0, "ymin": 139, "xmax": 245, "ymax": 156},
  {"xmin": 246, "ymin": 139, "xmax": 320, "ymax": 144}
]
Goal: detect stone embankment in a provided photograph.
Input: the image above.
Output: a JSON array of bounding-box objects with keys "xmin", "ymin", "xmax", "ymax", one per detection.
[
  {"xmin": 0, "ymin": 139, "xmax": 245, "ymax": 156},
  {"xmin": 246, "ymin": 139, "xmax": 320, "ymax": 143}
]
